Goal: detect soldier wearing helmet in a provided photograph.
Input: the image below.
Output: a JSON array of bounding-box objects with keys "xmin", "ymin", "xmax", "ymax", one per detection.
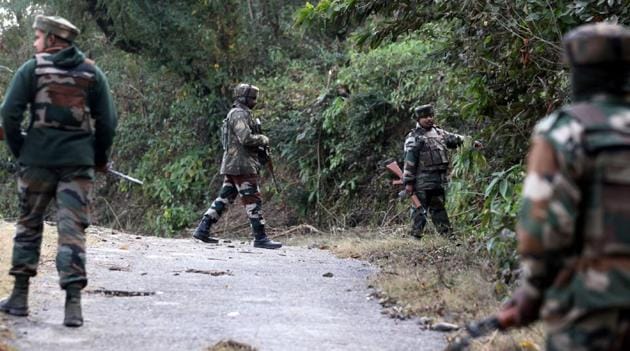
[
  {"xmin": 402, "ymin": 104, "xmax": 481, "ymax": 239},
  {"xmin": 483, "ymin": 23, "xmax": 630, "ymax": 350},
  {"xmin": 192, "ymin": 83, "xmax": 282, "ymax": 249},
  {"xmin": 0, "ymin": 15, "xmax": 117, "ymax": 327}
]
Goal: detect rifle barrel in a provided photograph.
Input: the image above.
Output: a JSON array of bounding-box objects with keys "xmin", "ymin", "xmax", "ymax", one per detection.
[{"xmin": 108, "ymin": 169, "xmax": 144, "ymax": 185}]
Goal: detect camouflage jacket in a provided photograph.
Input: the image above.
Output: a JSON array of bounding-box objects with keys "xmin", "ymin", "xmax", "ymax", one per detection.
[
  {"xmin": 219, "ymin": 103, "xmax": 267, "ymax": 175},
  {"xmin": 0, "ymin": 46, "xmax": 117, "ymax": 167},
  {"xmin": 516, "ymin": 95, "xmax": 630, "ymax": 327},
  {"xmin": 402, "ymin": 125, "xmax": 463, "ymax": 190}
]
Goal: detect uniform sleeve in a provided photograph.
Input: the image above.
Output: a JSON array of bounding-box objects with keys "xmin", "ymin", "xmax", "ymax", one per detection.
[
  {"xmin": 89, "ymin": 67, "xmax": 117, "ymax": 166},
  {"xmin": 402, "ymin": 134, "xmax": 419, "ymax": 185},
  {"xmin": 230, "ymin": 111, "xmax": 267, "ymax": 146},
  {"xmin": 516, "ymin": 113, "xmax": 584, "ymax": 301},
  {"xmin": 441, "ymin": 129, "xmax": 464, "ymax": 149},
  {"xmin": 0, "ymin": 60, "xmax": 36, "ymax": 158}
]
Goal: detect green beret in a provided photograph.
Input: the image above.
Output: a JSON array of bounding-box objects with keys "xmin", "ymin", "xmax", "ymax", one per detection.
[{"xmin": 33, "ymin": 15, "xmax": 80, "ymax": 42}]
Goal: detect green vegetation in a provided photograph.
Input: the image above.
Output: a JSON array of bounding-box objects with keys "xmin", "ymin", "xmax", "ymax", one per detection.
[
  {"xmin": 0, "ymin": 2, "xmax": 627, "ymax": 348},
  {"xmin": 0, "ymin": 0, "xmax": 626, "ymax": 270}
]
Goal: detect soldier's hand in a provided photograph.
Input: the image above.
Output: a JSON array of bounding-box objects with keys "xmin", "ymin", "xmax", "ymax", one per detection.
[
  {"xmin": 405, "ymin": 184, "xmax": 414, "ymax": 195},
  {"xmin": 259, "ymin": 135, "xmax": 270, "ymax": 145},
  {"xmin": 497, "ymin": 288, "xmax": 541, "ymax": 329},
  {"xmin": 95, "ymin": 162, "xmax": 111, "ymax": 173}
]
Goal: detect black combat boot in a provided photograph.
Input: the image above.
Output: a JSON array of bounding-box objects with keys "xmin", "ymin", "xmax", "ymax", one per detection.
[
  {"xmin": 253, "ymin": 228, "xmax": 282, "ymax": 249},
  {"xmin": 192, "ymin": 215, "xmax": 219, "ymax": 243},
  {"xmin": 0, "ymin": 275, "xmax": 29, "ymax": 316},
  {"xmin": 64, "ymin": 285, "xmax": 83, "ymax": 327}
]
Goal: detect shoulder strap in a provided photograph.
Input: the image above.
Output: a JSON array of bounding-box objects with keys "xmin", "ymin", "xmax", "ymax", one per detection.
[
  {"xmin": 563, "ymin": 102, "xmax": 630, "ymax": 154},
  {"xmin": 563, "ymin": 103, "xmax": 607, "ymax": 129}
]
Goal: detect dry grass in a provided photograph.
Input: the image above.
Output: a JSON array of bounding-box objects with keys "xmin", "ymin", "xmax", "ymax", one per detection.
[
  {"xmin": 0, "ymin": 221, "xmax": 16, "ymax": 298},
  {"xmin": 284, "ymin": 225, "xmax": 544, "ymax": 351},
  {"xmin": 0, "ymin": 220, "xmax": 59, "ymax": 349},
  {"xmin": 0, "ymin": 221, "xmax": 60, "ymax": 295}
]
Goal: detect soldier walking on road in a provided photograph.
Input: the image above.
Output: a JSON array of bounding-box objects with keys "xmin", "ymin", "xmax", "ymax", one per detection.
[
  {"xmin": 402, "ymin": 104, "xmax": 481, "ymax": 238},
  {"xmin": 193, "ymin": 83, "xmax": 282, "ymax": 249},
  {"xmin": 0, "ymin": 15, "xmax": 117, "ymax": 327},
  {"xmin": 486, "ymin": 23, "xmax": 630, "ymax": 350}
]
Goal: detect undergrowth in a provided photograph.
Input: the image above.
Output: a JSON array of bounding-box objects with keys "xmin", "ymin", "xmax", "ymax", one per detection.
[{"xmin": 283, "ymin": 225, "xmax": 543, "ymax": 351}]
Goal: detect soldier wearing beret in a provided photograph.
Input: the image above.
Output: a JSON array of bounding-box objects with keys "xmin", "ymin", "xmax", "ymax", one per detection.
[{"xmin": 0, "ymin": 15, "xmax": 117, "ymax": 327}]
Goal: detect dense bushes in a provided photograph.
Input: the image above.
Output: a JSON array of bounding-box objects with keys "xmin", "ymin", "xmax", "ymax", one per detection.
[{"xmin": 0, "ymin": 1, "xmax": 627, "ymax": 273}]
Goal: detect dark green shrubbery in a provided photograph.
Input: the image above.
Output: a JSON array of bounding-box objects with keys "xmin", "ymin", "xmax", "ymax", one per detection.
[{"xmin": 0, "ymin": 1, "xmax": 627, "ymax": 271}]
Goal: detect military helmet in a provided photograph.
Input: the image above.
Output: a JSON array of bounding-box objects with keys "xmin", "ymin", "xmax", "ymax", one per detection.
[
  {"xmin": 233, "ymin": 83, "xmax": 259, "ymax": 100},
  {"xmin": 413, "ymin": 104, "xmax": 434, "ymax": 118},
  {"xmin": 563, "ymin": 22, "xmax": 630, "ymax": 65},
  {"xmin": 33, "ymin": 15, "xmax": 80, "ymax": 42}
]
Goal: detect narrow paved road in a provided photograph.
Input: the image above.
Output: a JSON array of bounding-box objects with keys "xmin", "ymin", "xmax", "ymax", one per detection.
[{"xmin": 4, "ymin": 229, "xmax": 446, "ymax": 351}]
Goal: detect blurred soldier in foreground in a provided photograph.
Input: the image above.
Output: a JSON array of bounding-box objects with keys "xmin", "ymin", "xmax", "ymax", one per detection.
[
  {"xmin": 192, "ymin": 83, "xmax": 282, "ymax": 249},
  {"xmin": 0, "ymin": 15, "xmax": 117, "ymax": 327},
  {"xmin": 402, "ymin": 104, "xmax": 481, "ymax": 238},
  {"xmin": 483, "ymin": 23, "xmax": 630, "ymax": 350}
]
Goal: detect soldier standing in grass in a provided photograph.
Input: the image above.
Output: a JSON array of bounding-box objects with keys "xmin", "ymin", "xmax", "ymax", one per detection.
[
  {"xmin": 486, "ymin": 23, "xmax": 630, "ymax": 350},
  {"xmin": 0, "ymin": 15, "xmax": 117, "ymax": 327},
  {"xmin": 402, "ymin": 104, "xmax": 481, "ymax": 238},
  {"xmin": 192, "ymin": 83, "xmax": 282, "ymax": 249}
]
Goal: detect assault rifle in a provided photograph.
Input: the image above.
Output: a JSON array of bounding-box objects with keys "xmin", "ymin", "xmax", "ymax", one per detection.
[
  {"xmin": 385, "ymin": 161, "xmax": 421, "ymax": 208},
  {"xmin": 253, "ymin": 118, "xmax": 280, "ymax": 193},
  {"xmin": 0, "ymin": 160, "xmax": 143, "ymax": 186},
  {"xmin": 445, "ymin": 308, "xmax": 519, "ymax": 351},
  {"xmin": 1, "ymin": 126, "xmax": 142, "ymax": 185},
  {"xmin": 107, "ymin": 169, "xmax": 144, "ymax": 185}
]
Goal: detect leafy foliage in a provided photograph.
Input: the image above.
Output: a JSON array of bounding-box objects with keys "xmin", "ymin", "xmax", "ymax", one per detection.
[
  {"xmin": 0, "ymin": 0, "xmax": 626, "ymax": 263},
  {"xmin": 295, "ymin": 0, "xmax": 628, "ymax": 264}
]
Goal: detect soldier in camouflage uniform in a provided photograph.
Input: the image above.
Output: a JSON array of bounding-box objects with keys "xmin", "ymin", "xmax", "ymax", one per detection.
[
  {"xmin": 193, "ymin": 83, "xmax": 282, "ymax": 249},
  {"xmin": 0, "ymin": 15, "xmax": 117, "ymax": 327},
  {"xmin": 403, "ymin": 104, "xmax": 481, "ymax": 238},
  {"xmin": 489, "ymin": 23, "xmax": 630, "ymax": 350}
]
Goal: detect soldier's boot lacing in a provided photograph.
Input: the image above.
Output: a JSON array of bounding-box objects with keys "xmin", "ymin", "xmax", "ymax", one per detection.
[
  {"xmin": 64, "ymin": 286, "xmax": 83, "ymax": 327},
  {"xmin": 253, "ymin": 228, "xmax": 282, "ymax": 249},
  {"xmin": 192, "ymin": 215, "xmax": 219, "ymax": 243},
  {"xmin": 0, "ymin": 276, "xmax": 29, "ymax": 316}
]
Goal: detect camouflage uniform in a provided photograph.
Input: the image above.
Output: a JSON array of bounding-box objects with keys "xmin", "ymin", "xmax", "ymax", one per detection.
[
  {"xmin": 500, "ymin": 23, "xmax": 630, "ymax": 350},
  {"xmin": 193, "ymin": 84, "xmax": 281, "ymax": 249},
  {"xmin": 0, "ymin": 15, "xmax": 117, "ymax": 326},
  {"xmin": 403, "ymin": 105, "xmax": 464, "ymax": 237}
]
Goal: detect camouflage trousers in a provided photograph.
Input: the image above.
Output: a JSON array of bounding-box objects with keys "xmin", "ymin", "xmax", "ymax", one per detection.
[
  {"xmin": 410, "ymin": 187, "xmax": 452, "ymax": 236},
  {"xmin": 204, "ymin": 174, "xmax": 265, "ymax": 236},
  {"xmin": 10, "ymin": 166, "xmax": 94, "ymax": 289},
  {"xmin": 546, "ymin": 308, "xmax": 630, "ymax": 351}
]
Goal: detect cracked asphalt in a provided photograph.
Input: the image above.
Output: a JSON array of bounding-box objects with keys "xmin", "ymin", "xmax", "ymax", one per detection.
[{"xmin": 2, "ymin": 229, "xmax": 447, "ymax": 351}]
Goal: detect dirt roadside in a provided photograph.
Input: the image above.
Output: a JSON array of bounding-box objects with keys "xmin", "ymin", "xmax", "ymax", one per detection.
[{"xmin": 1, "ymin": 225, "xmax": 447, "ymax": 351}]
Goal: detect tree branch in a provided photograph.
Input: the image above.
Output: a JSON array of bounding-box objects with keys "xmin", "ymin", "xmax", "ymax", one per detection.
[{"xmin": 84, "ymin": 0, "xmax": 143, "ymax": 54}]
